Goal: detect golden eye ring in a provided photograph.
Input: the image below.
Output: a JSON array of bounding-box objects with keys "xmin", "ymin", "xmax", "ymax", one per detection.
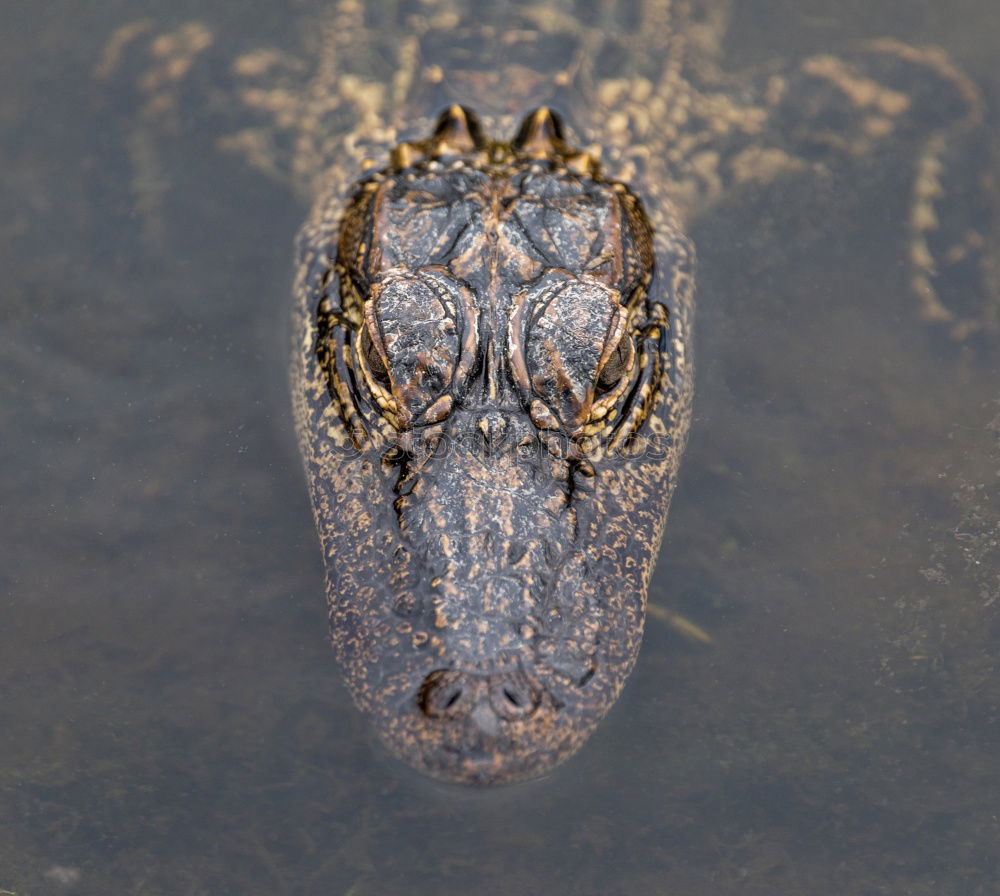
[
  {"xmin": 353, "ymin": 321, "xmax": 400, "ymax": 421},
  {"xmin": 585, "ymin": 310, "xmax": 636, "ymax": 428},
  {"xmin": 359, "ymin": 326, "xmax": 391, "ymax": 387},
  {"xmin": 595, "ymin": 330, "xmax": 634, "ymax": 395}
]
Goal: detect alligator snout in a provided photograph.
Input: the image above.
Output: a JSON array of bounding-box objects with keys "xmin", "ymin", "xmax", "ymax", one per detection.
[{"xmin": 390, "ymin": 665, "xmax": 567, "ymax": 784}]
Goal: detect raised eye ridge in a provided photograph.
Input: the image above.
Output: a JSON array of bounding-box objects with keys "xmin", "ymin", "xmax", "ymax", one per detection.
[
  {"xmin": 509, "ymin": 271, "xmax": 635, "ymax": 433},
  {"xmin": 355, "ymin": 267, "xmax": 479, "ymax": 429}
]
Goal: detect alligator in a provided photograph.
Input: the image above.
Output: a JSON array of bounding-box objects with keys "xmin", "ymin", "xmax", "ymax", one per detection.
[{"xmin": 101, "ymin": 0, "xmax": 996, "ymax": 784}]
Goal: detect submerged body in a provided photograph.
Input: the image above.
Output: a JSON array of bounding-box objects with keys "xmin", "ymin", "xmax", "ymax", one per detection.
[{"xmin": 106, "ymin": 0, "xmax": 996, "ymax": 783}]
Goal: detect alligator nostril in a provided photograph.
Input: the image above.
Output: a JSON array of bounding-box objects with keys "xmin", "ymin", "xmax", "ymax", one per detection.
[
  {"xmin": 418, "ymin": 669, "xmax": 470, "ymax": 719},
  {"xmin": 490, "ymin": 677, "xmax": 541, "ymax": 720}
]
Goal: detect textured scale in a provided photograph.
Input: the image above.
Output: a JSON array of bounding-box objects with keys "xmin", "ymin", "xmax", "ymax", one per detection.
[{"xmin": 101, "ymin": 0, "xmax": 997, "ymax": 783}]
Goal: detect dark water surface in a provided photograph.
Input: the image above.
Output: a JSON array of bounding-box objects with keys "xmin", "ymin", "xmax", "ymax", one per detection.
[{"xmin": 2, "ymin": 2, "xmax": 998, "ymax": 893}]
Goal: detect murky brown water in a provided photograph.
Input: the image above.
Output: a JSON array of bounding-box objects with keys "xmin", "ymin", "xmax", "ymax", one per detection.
[{"xmin": 2, "ymin": 2, "xmax": 998, "ymax": 894}]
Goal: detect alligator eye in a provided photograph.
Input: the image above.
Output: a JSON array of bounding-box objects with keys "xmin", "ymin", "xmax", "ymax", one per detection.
[
  {"xmin": 509, "ymin": 271, "xmax": 627, "ymax": 433},
  {"xmin": 595, "ymin": 331, "xmax": 632, "ymax": 395},
  {"xmin": 360, "ymin": 325, "xmax": 391, "ymax": 387},
  {"xmin": 359, "ymin": 267, "xmax": 478, "ymax": 428}
]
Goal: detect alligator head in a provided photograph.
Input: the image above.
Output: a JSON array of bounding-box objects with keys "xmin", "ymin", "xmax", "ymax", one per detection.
[{"xmin": 292, "ymin": 106, "xmax": 694, "ymax": 784}]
